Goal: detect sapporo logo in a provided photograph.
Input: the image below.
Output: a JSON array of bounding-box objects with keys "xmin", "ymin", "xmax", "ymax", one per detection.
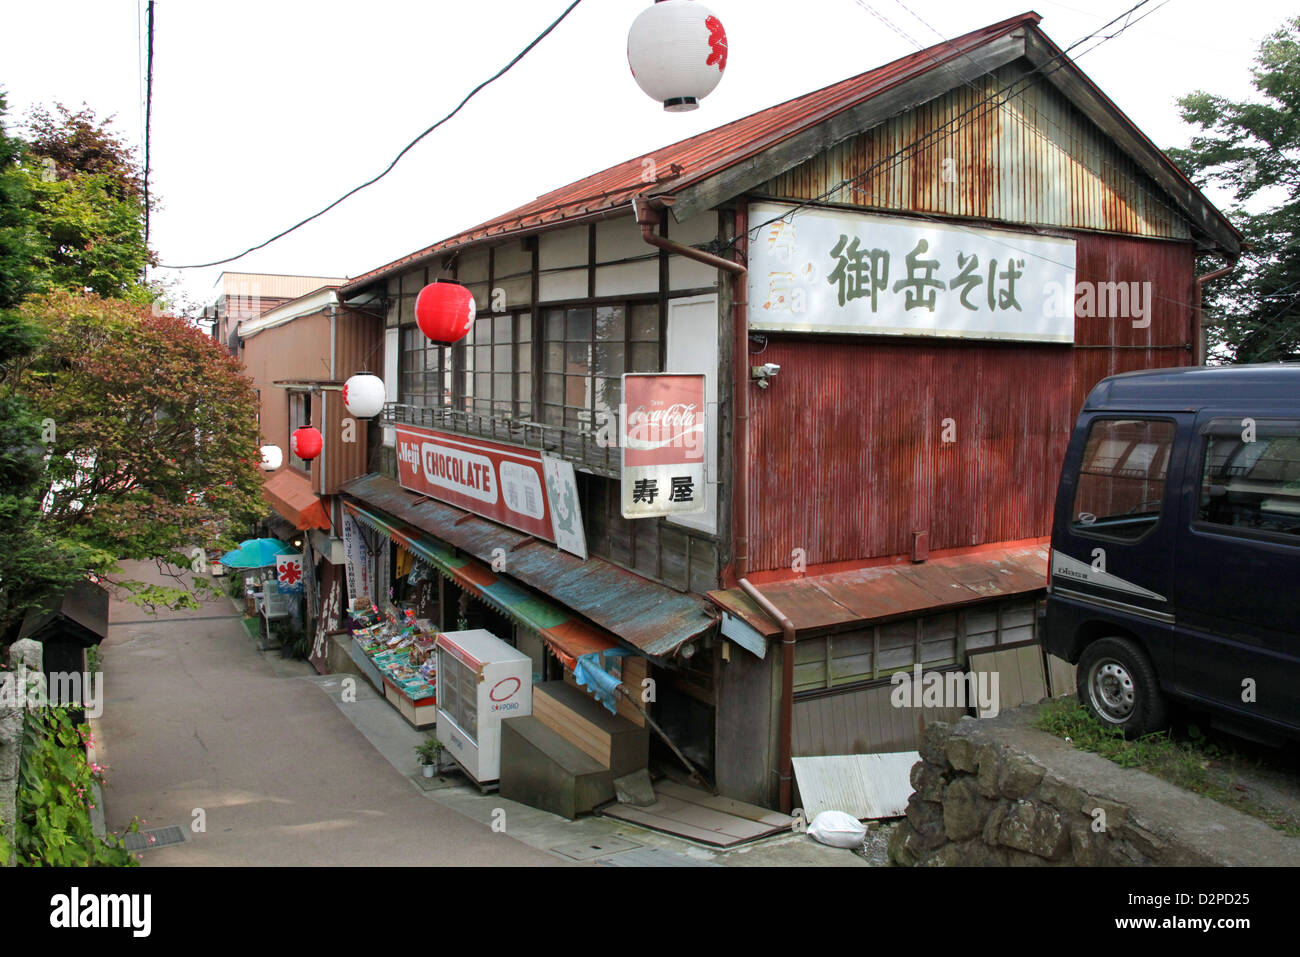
[{"xmin": 50, "ymin": 887, "xmax": 151, "ymax": 937}]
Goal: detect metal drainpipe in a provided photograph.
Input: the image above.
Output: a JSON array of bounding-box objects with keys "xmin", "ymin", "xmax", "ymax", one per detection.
[
  {"xmin": 739, "ymin": 578, "xmax": 795, "ymax": 813},
  {"xmin": 1192, "ymin": 257, "xmax": 1238, "ymax": 364},
  {"xmin": 631, "ymin": 194, "xmax": 749, "ymax": 582}
]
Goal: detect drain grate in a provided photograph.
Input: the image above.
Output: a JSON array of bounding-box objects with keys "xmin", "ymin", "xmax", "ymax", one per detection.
[{"xmin": 123, "ymin": 825, "xmax": 188, "ymax": 852}]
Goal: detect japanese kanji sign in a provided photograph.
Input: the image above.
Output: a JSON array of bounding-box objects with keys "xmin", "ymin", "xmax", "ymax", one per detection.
[
  {"xmin": 747, "ymin": 202, "xmax": 1076, "ymax": 343},
  {"xmin": 395, "ymin": 424, "xmax": 557, "ymax": 542},
  {"xmin": 622, "ymin": 373, "xmax": 706, "ymax": 519}
]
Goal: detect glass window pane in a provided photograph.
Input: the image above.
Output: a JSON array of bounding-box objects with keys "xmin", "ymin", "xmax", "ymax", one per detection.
[
  {"xmin": 1199, "ymin": 428, "xmax": 1300, "ymax": 536},
  {"xmin": 494, "ymin": 314, "xmax": 512, "ymax": 343},
  {"xmin": 545, "ymin": 310, "xmax": 564, "ymax": 340},
  {"xmin": 517, "ymin": 373, "xmax": 531, "ymax": 407},
  {"xmin": 565, "ymin": 375, "xmax": 590, "ymax": 409},
  {"xmin": 475, "ymin": 344, "xmax": 491, "ymax": 372},
  {"xmin": 630, "ymin": 342, "xmax": 659, "ymax": 372},
  {"xmin": 543, "ymin": 404, "xmax": 562, "ymax": 426},
  {"xmin": 595, "ymin": 342, "xmax": 624, "ymax": 378},
  {"xmin": 517, "ymin": 313, "xmax": 532, "ymax": 342},
  {"xmin": 516, "ymin": 342, "xmax": 533, "ymax": 371},
  {"xmin": 494, "ymin": 373, "xmax": 512, "ymax": 403},
  {"xmin": 630, "ymin": 303, "xmax": 658, "ymax": 341},
  {"xmin": 545, "ymin": 342, "xmax": 563, "ymax": 373},
  {"xmin": 1071, "ymin": 419, "xmax": 1174, "ymax": 541},
  {"xmin": 544, "ymin": 374, "xmax": 563, "ymax": 404},
  {"xmin": 474, "ymin": 372, "xmax": 491, "ymax": 398},
  {"xmin": 475, "ymin": 317, "xmax": 491, "ymax": 342},
  {"xmin": 494, "ymin": 344, "xmax": 512, "ymax": 371},
  {"xmin": 565, "ymin": 342, "xmax": 590, "ymax": 372},
  {"xmin": 566, "ymin": 308, "xmax": 592, "ymax": 341},
  {"xmin": 595, "ymin": 305, "xmax": 625, "ymax": 342}
]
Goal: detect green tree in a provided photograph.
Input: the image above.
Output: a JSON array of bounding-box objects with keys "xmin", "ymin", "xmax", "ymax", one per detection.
[
  {"xmin": 1169, "ymin": 17, "xmax": 1300, "ymax": 363},
  {"xmin": 18, "ymin": 104, "xmax": 153, "ymax": 303},
  {"xmin": 0, "ymin": 91, "xmax": 82, "ymax": 641},
  {"xmin": 15, "ymin": 290, "xmax": 266, "ymax": 611}
]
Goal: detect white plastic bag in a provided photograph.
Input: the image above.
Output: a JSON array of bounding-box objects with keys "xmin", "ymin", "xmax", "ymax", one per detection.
[{"xmin": 807, "ymin": 810, "xmax": 867, "ymax": 848}]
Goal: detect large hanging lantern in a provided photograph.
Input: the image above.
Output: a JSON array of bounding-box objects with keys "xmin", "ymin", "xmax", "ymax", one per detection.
[
  {"xmin": 342, "ymin": 373, "xmax": 386, "ymax": 418},
  {"xmin": 259, "ymin": 445, "xmax": 283, "ymax": 471},
  {"xmin": 415, "ymin": 282, "xmax": 475, "ymax": 345},
  {"xmin": 290, "ymin": 427, "xmax": 323, "ymax": 461},
  {"xmin": 627, "ymin": 0, "xmax": 727, "ymax": 112}
]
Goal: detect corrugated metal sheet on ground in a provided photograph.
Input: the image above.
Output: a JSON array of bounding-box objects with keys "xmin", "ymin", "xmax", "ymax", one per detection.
[
  {"xmin": 597, "ymin": 780, "xmax": 792, "ymax": 847},
  {"xmin": 709, "ymin": 543, "xmax": 1048, "ymax": 638},
  {"xmin": 792, "ymin": 752, "xmax": 920, "ymax": 820},
  {"xmin": 342, "ymin": 474, "xmax": 717, "ymax": 659}
]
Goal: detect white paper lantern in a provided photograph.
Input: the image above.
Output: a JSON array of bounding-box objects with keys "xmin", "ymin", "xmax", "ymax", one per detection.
[
  {"xmin": 627, "ymin": 0, "xmax": 727, "ymax": 112},
  {"xmin": 342, "ymin": 373, "xmax": 387, "ymax": 418},
  {"xmin": 260, "ymin": 445, "xmax": 283, "ymax": 471}
]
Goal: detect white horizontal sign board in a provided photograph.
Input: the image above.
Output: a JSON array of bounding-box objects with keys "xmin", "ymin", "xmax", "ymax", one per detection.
[{"xmin": 747, "ymin": 203, "xmax": 1076, "ymax": 343}]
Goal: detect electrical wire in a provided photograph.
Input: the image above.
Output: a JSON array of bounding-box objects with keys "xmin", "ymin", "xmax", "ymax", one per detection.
[{"xmin": 160, "ymin": 0, "xmax": 585, "ymax": 270}]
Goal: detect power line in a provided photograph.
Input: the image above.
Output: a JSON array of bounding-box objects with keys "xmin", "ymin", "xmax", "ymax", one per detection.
[{"xmin": 160, "ymin": 0, "xmax": 584, "ymax": 271}]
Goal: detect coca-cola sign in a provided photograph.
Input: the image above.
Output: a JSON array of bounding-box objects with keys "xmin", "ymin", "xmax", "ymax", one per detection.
[{"xmin": 622, "ymin": 374, "xmax": 706, "ymax": 518}]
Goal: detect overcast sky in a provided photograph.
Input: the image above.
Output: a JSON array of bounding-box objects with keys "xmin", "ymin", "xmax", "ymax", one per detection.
[{"xmin": 1, "ymin": 0, "xmax": 1293, "ymax": 310}]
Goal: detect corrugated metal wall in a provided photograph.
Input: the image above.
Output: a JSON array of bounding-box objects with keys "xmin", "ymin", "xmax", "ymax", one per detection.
[
  {"xmin": 793, "ymin": 682, "xmax": 966, "ymax": 756},
  {"xmin": 744, "ymin": 233, "xmax": 1194, "ymax": 573},
  {"xmin": 763, "ymin": 62, "xmax": 1192, "ymax": 241}
]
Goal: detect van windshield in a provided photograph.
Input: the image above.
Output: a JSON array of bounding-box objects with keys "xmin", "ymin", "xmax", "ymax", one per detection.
[{"xmin": 1071, "ymin": 418, "xmax": 1175, "ymax": 541}]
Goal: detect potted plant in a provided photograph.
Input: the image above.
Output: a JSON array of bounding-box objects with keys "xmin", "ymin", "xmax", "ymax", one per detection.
[{"xmin": 414, "ymin": 737, "xmax": 443, "ymax": 778}]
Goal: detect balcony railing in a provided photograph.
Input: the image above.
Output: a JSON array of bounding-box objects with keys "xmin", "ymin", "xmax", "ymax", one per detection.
[{"xmin": 381, "ymin": 403, "xmax": 621, "ymax": 477}]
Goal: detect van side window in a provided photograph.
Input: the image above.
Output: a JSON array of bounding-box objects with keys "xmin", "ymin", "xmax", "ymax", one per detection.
[
  {"xmin": 1071, "ymin": 418, "xmax": 1175, "ymax": 541},
  {"xmin": 1198, "ymin": 421, "xmax": 1300, "ymax": 538}
]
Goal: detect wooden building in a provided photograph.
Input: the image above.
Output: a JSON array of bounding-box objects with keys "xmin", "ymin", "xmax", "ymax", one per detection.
[{"xmin": 336, "ymin": 12, "xmax": 1238, "ymax": 810}]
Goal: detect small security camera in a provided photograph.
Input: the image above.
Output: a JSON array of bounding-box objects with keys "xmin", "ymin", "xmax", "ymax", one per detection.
[{"xmin": 751, "ymin": 362, "xmax": 781, "ymax": 388}]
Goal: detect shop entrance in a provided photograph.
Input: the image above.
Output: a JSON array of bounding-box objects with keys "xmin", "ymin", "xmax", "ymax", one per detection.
[{"xmin": 441, "ymin": 578, "xmax": 515, "ymax": 647}]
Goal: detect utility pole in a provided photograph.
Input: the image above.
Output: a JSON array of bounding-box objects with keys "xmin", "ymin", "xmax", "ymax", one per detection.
[{"xmin": 143, "ymin": 0, "xmax": 155, "ymax": 279}]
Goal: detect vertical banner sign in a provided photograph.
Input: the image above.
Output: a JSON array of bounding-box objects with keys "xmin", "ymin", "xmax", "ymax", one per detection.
[
  {"xmin": 342, "ymin": 513, "xmax": 372, "ymax": 606},
  {"xmin": 746, "ymin": 202, "xmax": 1077, "ymax": 342},
  {"xmin": 275, "ymin": 554, "xmax": 304, "ymax": 595},
  {"xmin": 622, "ymin": 373, "xmax": 707, "ymax": 518},
  {"xmin": 542, "ymin": 454, "xmax": 588, "ymax": 560}
]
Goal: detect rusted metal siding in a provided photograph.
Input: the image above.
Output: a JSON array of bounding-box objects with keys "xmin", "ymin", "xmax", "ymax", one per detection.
[
  {"xmin": 744, "ymin": 232, "xmax": 1194, "ymax": 574},
  {"xmin": 792, "ymin": 681, "xmax": 965, "ymax": 756},
  {"xmin": 762, "ymin": 63, "xmax": 1192, "ymax": 241}
]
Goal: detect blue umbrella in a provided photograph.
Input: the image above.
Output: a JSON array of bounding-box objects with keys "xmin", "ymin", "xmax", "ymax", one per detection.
[{"xmin": 220, "ymin": 538, "xmax": 292, "ymax": 569}]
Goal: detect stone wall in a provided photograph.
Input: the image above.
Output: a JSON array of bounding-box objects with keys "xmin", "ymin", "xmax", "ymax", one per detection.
[
  {"xmin": 888, "ymin": 706, "xmax": 1300, "ymax": 867},
  {"xmin": 1, "ymin": 639, "xmax": 42, "ymax": 862}
]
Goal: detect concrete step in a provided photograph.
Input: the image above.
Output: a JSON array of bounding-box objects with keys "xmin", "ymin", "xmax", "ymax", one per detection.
[{"xmin": 499, "ymin": 715, "xmax": 615, "ymax": 820}]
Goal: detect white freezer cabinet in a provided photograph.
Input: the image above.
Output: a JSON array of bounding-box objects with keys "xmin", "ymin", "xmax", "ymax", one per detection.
[{"xmin": 435, "ymin": 629, "xmax": 532, "ymax": 785}]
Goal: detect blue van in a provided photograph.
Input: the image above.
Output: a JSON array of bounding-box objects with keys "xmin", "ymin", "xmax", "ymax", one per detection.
[{"xmin": 1044, "ymin": 364, "xmax": 1300, "ymax": 739}]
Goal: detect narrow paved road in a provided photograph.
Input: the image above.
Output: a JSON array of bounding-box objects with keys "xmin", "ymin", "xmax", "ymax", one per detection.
[{"xmin": 98, "ymin": 561, "xmax": 556, "ymax": 866}]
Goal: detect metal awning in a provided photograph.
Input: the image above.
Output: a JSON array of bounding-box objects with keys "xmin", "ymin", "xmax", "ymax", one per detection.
[
  {"xmin": 708, "ymin": 543, "xmax": 1049, "ymax": 639},
  {"xmin": 341, "ymin": 473, "xmax": 718, "ymax": 662},
  {"xmin": 262, "ymin": 469, "xmax": 330, "ymax": 531}
]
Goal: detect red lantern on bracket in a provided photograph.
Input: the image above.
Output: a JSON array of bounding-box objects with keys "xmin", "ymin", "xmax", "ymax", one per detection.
[
  {"xmin": 290, "ymin": 427, "xmax": 323, "ymax": 461},
  {"xmin": 415, "ymin": 281, "xmax": 475, "ymax": 344}
]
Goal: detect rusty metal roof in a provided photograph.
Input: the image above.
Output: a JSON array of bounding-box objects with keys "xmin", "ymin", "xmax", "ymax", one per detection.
[
  {"xmin": 709, "ymin": 543, "xmax": 1049, "ymax": 638},
  {"xmin": 341, "ymin": 13, "xmax": 1043, "ymax": 294},
  {"xmin": 341, "ymin": 473, "xmax": 717, "ymax": 660},
  {"xmin": 342, "ymin": 11, "xmax": 1238, "ymax": 296}
]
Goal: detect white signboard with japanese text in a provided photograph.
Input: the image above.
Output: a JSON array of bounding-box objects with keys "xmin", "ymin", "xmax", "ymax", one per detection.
[
  {"xmin": 747, "ymin": 202, "xmax": 1076, "ymax": 343},
  {"xmin": 542, "ymin": 454, "xmax": 588, "ymax": 560},
  {"xmin": 621, "ymin": 373, "xmax": 707, "ymax": 519}
]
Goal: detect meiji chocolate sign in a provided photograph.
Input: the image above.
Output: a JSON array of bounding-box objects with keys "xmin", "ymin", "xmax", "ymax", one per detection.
[
  {"xmin": 395, "ymin": 425, "xmax": 553, "ymax": 541},
  {"xmin": 621, "ymin": 373, "xmax": 706, "ymax": 519}
]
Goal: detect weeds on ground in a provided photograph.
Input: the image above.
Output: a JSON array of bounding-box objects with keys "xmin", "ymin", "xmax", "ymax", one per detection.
[{"xmin": 1036, "ymin": 698, "xmax": 1300, "ymax": 836}]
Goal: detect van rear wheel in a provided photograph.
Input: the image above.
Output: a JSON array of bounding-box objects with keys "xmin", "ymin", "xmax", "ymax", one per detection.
[{"xmin": 1077, "ymin": 637, "xmax": 1167, "ymax": 738}]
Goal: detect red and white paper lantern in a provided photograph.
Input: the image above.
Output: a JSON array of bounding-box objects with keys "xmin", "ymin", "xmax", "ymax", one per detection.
[
  {"xmin": 415, "ymin": 282, "xmax": 475, "ymax": 344},
  {"xmin": 627, "ymin": 0, "xmax": 727, "ymax": 112},
  {"xmin": 342, "ymin": 373, "xmax": 386, "ymax": 418},
  {"xmin": 259, "ymin": 445, "xmax": 283, "ymax": 471},
  {"xmin": 290, "ymin": 427, "xmax": 323, "ymax": 461}
]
